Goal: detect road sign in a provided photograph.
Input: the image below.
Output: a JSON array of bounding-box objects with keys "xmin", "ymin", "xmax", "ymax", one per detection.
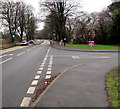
[{"xmin": 88, "ymin": 41, "xmax": 94, "ymax": 45}]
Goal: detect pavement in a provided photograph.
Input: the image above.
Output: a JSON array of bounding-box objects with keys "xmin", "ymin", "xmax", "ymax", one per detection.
[{"xmin": 1, "ymin": 40, "xmax": 119, "ymax": 107}]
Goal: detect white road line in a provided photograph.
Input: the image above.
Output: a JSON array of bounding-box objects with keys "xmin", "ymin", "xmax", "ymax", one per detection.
[
  {"xmin": 48, "ymin": 65, "xmax": 52, "ymax": 68},
  {"xmin": 8, "ymin": 54, "xmax": 13, "ymax": 56},
  {"xmin": 49, "ymin": 61, "xmax": 53, "ymax": 63},
  {"xmin": 31, "ymin": 80, "xmax": 38, "ymax": 85},
  {"xmin": 43, "ymin": 60, "xmax": 46, "ymax": 63},
  {"xmin": 17, "ymin": 52, "xmax": 25, "ymax": 56},
  {"xmin": 46, "ymin": 71, "xmax": 51, "ymax": 74},
  {"xmin": 41, "ymin": 65, "xmax": 44, "ymax": 67},
  {"xmin": 50, "ymin": 55, "xmax": 53, "ymax": 60},
  {"xmin": 37, "ymin": 71, "xmax": 42, "ymax": 74},
  {"xmin": 42, "ymin": 63, "xmax": 45, "ymax": 65},
  {"xmin": 45, "ymin": 55, "xmax": 48, "ymax": 58},
  {"xmin": 39, "ymin": 67, "xmax": 43, "ymax": 70},
  {"xmin": 34, "ymin": 75, "xmax": 40, "ymax": 79},
  {"xmin": 49, "ymin": 63, "xmax": 52, "ymax": 65},
  {"xmin": 0, "ymin": 54, "xmax": 7, "ymax": 58},
  {"xmin": 27, "ymin": 87, "xmax": 36, "ymax": 94},
  {"xmin": 43, "ymin": 59, "xmax": 46, "ymax": 62},
  {"xmin": 72, "ymin": 56, "xmax": 79, "ymax": 59},
  {"xmin": 0, "ymin": 54, "xmax": 13, "ymax": 58},
  {"xmin": 20, "ymin": 46, "xmax": 51, "ymax": 107},
  {"xmin": 44, "ymin": 58, "xmax": 47, "ymax": 60},
  {"xmin": 20, "ymin": 97, "xmax": 31, "ymax": 107},
  {"xmin": 98, "ymin": 57, "xmax": 111, "ymax": 59},
  {"xmin": 48, "ymin": 68, "xmax": 52, "ymax": 71},
  {"xmin": 0, "ymin": 58, "xmax": 12, "ymax": 64},
  {"xmin": 49, "ymin": 61, "xmax": 52, "ymax": 63},
  {"xmin": 45, "ymin": 75, "xmax": 51, "ymax": 79},
  {"xmin": 46, "ymin": 47, "xmax": 51, "ymax": 55},
  {"xmin": 27, "ymin": 49, "xmax": 31, "ymax": 51}
]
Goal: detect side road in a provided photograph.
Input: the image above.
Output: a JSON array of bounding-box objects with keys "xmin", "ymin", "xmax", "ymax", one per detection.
[
  {"xmin": 51, "ymin": 44, "xmax": 119, "ymax": 52},
  {"xmin": 35, "ymin": 59, "xmax": 118, "ymax": 107},
  {"xmin": 32, "ymin": 45, "xmax": 118, "ymax": 107}
]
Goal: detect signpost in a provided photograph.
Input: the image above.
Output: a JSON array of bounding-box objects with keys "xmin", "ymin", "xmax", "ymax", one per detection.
[{"xmin": 88, "ymin": 41, "xmax": 94, "ymax": 47}]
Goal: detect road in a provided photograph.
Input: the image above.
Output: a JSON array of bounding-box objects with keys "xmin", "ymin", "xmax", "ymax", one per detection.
[{"xmin": 1, "ymin": 40, "xmax": 118, "ymax": 107}]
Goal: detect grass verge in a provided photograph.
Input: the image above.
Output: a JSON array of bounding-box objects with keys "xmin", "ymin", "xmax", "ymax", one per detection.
[
  {"xmin": 105, "ymin": 66, "xmax": 120, "ymax": 108},
  {"xmin": 66, "ymin": 44, "xmax": 120, "ymax": 50},
  {"xmin": 0, "ymin": 39, "xmax": 21, "ymax": 49}
]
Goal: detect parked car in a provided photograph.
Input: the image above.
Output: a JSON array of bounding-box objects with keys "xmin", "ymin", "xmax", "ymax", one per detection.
[{"xmin": 21, "ymin": 41, "xmax": 29, "ymax": 46}]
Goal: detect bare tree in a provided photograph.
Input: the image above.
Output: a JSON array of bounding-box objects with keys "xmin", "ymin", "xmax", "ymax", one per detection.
[
  {"xmin": 39, "ymin": 0, "xmax": 79, "ymax": 42},
  {"xmin": 0, "ymin": 0, "xmax": 37, "ymax": 42},
  {"xmin": 25, "ymin": 5, "xmax": 37, "ymax": 41},
  {"xmin": 17, "ymin": 2, "xmax": 27, "ymax": 42},
  {"xmin": 0, "ymin": 0, "xmax": 19, "ymax": 42}
]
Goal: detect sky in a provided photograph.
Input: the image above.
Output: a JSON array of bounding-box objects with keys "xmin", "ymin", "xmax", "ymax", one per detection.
[
  {"xmin": 21, "ymin": 0, "xmax": 112, "ymax": 30},
  {"xmin": 22, "ymin": 0, "xmax": 112, "ymax": 14},
  {"xmin": 81, "ymin": 0, "xmax": 112, "ymax": 13},
  {"xmin": 1, "ymin": 0, "xmax": 113, "ymax": 31}
]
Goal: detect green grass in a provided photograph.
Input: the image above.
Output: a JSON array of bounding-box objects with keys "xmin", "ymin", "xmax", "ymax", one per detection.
[
  {"xmin": 106, "ymin": 66, "xmax": 120, "ymax": 108},
  {"xmin": 66, "ymin": 44, "xmax": 120, "ymax": 50}
]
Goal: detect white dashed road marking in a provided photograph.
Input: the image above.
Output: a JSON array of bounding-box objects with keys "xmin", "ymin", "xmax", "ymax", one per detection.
[
  {"xmin": 34, "ymin": 75, "xmax": 40, "ymax": 79},
  {"xmin": 46, "ymin": 71, "xmax": 52, "ymax": 74},
  {"xmin": 27, "ymin": 49, "xmax": 31, "ymax": 51},
  {"xmin": 8, "ymin": 54, "xmax": 13, "ymax": 56},
  {"xmin": 98, "ymin": 57, "xmax": 111, "ymax": 59},
  {"xmin": 20, "ymin": 97, "xmax": 31, "ymax": 107},
  {"xmin": 0, "ymin": 58, "xmax": 12, "ymax": 64},
  {"xmin": 42, "ymin": 63, "xmax": 45, "ymax": 65},
  {"xmin": 41, "ymin": 65, "xmax": 44, "ymax": 67},
  {"xmin": 48, "ymin": 68, "xmax": 52, "ymax": 71},
  {"xmin": 0, "ymin": 54, "xmax": 7, "ymax": 58},
  {"xmin": 48, "ymin": 65, "xmax": 52, "ymax": 68},
  {"xmin": 31, "ymin": 80, "xmax": 38, "ymax": 85},
  {"xmin": 37, "ymin": 71, "xmax": 42, "ymax": 74},
  {"xmin": 0, "ymin": 54, "xmax": 13, "ymax": 58},
  {"xmin": 49, "ymin": 62, "xmax": 52, "ymax": 65},
  {"xmin": 20, "ymin": 47, "xmax": 51, "ymax": 107},
  {"xmin": 72, "ymin": 56, "xmax": 79, "ymax": 59},
  {"xmin": 45, "ymin": 75, "xmax": 51, "ymax": 79},
  {"xmin": 27, "ymin": 87, "xmax": 36, "ymax": 94},
  {"xmin": 17, "ymin": 52, "xmax": 25, "ymax": 56},
  {"xmin": 43, "ymin": 60, "xmax": 46, "ymax": 63},
  {"xmin": 39, "ymin": 67, "xmax": 43, "ymax": 70}
]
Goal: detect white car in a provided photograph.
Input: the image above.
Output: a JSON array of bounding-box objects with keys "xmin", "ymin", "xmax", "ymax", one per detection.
[{"xmin": 21, "ymin": 41, "xmax": 29, "ymax": 46}]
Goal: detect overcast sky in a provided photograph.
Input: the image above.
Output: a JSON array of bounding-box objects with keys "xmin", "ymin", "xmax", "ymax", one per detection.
[
  {"xmin": 20, "ymin": 0, "xmax": 112, "ymax": 30},
  {"xmin": 22, "ymin": 0, "xmax": 112, "ymax": 13},
  {"xmin": 2, "ymin": 0, "xmax": 113, "ymax": 31}
]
